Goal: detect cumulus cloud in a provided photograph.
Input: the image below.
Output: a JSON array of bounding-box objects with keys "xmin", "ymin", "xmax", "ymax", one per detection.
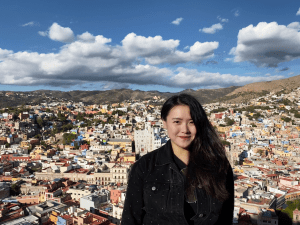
[
  {"xmin": 121, "ymin": 33, "xmax": 218, "ymax": 64},
  {"xmin": 77, "ymin": 32, "xmax": 95, "ymax": 42},
  {"xmin": 170, "ymin": 68, "xmax": 283, "ymax": 88},
  {"xmin": 48, "ymin": 23, "xmax": 74, "ymax": 42},
  {"xmin": 287, "ymin": 22, "xmax": 300, "ymax": 31},
  {"xmin": 200, "ymin": 23, "xmax": 223, "ymax": 34},
  {"xmin": 229, "ymin": 21, "xmax": 300, "ymax": 67},
  {"xmin": 22, "ymin": 21, "xmax": 39, "ymax": 27},
  {"xmin": 0, "ymin": 27, "xmax": 221, "ymax": 88},
  {"xmin": 171, "ymin": 17, "xmax": 183, "ymax": 25},
  {"xmin": 0, "ymin": 48, "xmax": 13, "ymax": 60},
  {"xmin": 297, "ymin": 8, "xmax": 300, "ymax": 16},
  {"xmin": 39, "ymin": 23, "xmax": 74, "ymax": 42},
  {"xmin": 217, "ymin": 16, "xmax": 228, "ymax": 23}
]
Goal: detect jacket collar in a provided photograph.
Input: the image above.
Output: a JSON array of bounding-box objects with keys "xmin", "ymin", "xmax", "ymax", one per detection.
[{"xmin": 155, "ymin": 140, "xmax": 174, "ymax": 166}]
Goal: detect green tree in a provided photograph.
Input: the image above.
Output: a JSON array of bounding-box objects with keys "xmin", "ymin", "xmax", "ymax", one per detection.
[
  {"xmin": 281, "ymin": 116, "xmax": 292, "ymax": 122},
  {"xmin": 37, "ymin": 117, "xmax": 43, "ymax": 127},
  {"xmin": 221, "ymin": 140, "xmax": 231, "ymax": 146},
  {"xmin": 58, "ymin": 111, "xmax": 66, "ymax": 122},
  {"xmin": 63, "ymin": 133, "xmax": 77, "ymax": 145},
  {"xmin": 225, "ymin": 117, "xmax": 235, "ymax": 126}
]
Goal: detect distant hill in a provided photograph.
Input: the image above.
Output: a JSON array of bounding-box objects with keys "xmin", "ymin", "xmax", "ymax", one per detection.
[
  {"xmin": 0, "ymin": 86, "xmax": 239, "ymax": 108},
  {"xmin": 216, "ymin": 74, "xmax": 300, "ymax": 103},
  {"xmin": 1, "ymin": 74, "xmax": 300, "ymax": 108}
]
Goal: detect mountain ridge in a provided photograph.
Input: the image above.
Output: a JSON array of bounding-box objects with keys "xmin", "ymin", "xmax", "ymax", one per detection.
[{"xmin": 1, "ymin": 74, "xmax": 300, "ymax": 107}]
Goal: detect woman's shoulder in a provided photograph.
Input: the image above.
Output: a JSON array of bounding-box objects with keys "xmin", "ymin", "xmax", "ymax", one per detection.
[{"xmin": 131, "ymin": 144, "xmax": 167, "ymax": 172}]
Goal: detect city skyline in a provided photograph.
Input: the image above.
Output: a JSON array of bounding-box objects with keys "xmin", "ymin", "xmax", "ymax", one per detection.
[{"xmin": 1, "ymin": 0, "xmax": 300, "ymax": 92}]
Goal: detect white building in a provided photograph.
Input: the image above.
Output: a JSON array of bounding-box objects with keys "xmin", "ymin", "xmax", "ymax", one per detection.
[{"xmin": 134, "ymin": 123, "xmax": 155, "ymax": 157}]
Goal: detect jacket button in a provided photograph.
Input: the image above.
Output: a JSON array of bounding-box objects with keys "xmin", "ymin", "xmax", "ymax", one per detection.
[
  {"xmin": 152, "ymin": 186, "xmax": 156, "ymax": 191},
  {"xmin": 199, "ymin": 214, "xmax": 204, "ymax": 217}
]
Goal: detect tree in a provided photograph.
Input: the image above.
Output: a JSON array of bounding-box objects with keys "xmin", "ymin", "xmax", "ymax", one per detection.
[
  {"xmin": 221, "ymin": 140, "xmax": 231, "ymax": 146},
  {"xmin": 281, "ymin": 116, "xmax": 291, "ymax": 122},
  {"xmin": 63, "ymin": 133, "xmax": 77, "ymax": 145},
  {"xmin": 225, "ymin": 117, "xmax": 235, "ymax": 126},
  {"xmin": 37, "ymin": 117, "xmax": 43, "ymax": 128},
  {"xmin": 10, "ymin": 183, "xmax": 20, "ymax": 196},
  {"xmin": 58, "ymin": 111, "xmax": 66, "ymax": 122}
]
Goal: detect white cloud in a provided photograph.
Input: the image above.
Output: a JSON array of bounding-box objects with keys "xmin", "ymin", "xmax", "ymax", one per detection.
[
  {"xmin": 171, "ymin": 17, "xmax": 183, "ymax": 25},
  {"xmin": 170, "ymin": 68, "xmax": 283, "ymax": 88},
  {"xmin": 48, "ymin": 23, "xmax": 74, "ymax": 43},
  {"xmin": 121, "ymin": 33, "xmax": 218, "ymax": 64},
  {"xmin": 0, "ymin": 48, "xmax": 13, "ymax": 57},
  {"xmin": 22, "ymin": 21, "xmax": 39, "ymax": 27},
  {"xmin": 38, "ymin": 31, "xmax": 48, "ymax": 37},
  {"xmin": 200, "ymin": 23, "xmax": 223, "ymax": 34},
  {"xmin": 0, "ymin": 29, "xmax": 220, "ymax": 88},
  {"xmin": 296, "ymin": 8, "xmax": 300, "ymax": 16},
  {"xmin": 230, "ymin": 21, "xmax": 300, "ymax": 67},
  {"xmin": 77, "ymin": 32, "xmax": 95, "ymax": 42},
  {"xmin": 287, "ymin": 22, "xmax": 300, "ymax": 31},
  {"xmin": 217, "ymin": 16, "xmax": 228, "ymax": 23}
]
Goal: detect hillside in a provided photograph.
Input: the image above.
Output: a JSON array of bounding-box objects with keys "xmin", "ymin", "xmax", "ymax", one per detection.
[
  {"xmin": 2, "ymin": 74, "xmax": 300, "ymax": 108},
  {"xmin": 216, "ymin": 74, "xmax": 300, "ymax": 103}
]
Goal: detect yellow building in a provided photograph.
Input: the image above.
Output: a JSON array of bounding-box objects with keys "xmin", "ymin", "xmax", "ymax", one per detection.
[
  {"xmin": 274, "ymin": 149, "xmax": 291, "ymax": 157},
  {"xmin": 20, "ymin": 141, "xmax": 30, "ymax": 148},
  {"xmin": 100, "ymin": 108, "xmax": 107, "ymax": 114},
  {"xmin": 123, "ymin": 154, "xmax": 135, "ymax": 162},
  {"xmin": 243, "ymin": 160, "xmax": 254, "ymax": 166},
  {"xmin": 119, "ymin": 118, "xmax": 126, "ymax": 124},
  {"xmin": 107, "ymin": 139, "xmax": 132, "ymax": 148},
  {"xmin": 217, "ymin": 126, "xmax": 231, "ymax": 133},
  {"xmin": 49, "ymin": 211, "xmax": 59, "ymax": 223},
  {"xmin": 233, "ymin": 167, "xmax": 244, "ymax": 173}
]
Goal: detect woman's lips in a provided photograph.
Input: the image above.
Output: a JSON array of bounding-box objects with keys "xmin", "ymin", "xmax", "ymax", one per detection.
[{"xmin": 179, "ymin": 136, "xmax": 190, "ymax": 139}]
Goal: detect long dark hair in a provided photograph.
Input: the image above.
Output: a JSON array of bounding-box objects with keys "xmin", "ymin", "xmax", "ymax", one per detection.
[{"xmin": 161, "ymin": 93, "xmax": 230, "ymax": 201}]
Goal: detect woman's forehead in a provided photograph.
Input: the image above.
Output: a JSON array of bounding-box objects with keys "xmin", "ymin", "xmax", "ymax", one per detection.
[{"xmin": 167, "ymin": 105, "xmax": 192, "ymax": 118}]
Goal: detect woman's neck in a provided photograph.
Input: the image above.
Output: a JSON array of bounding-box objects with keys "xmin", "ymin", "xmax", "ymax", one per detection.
[{"xmin": 171, "ymin": 141, "xmax": 190, "ymax": 165}]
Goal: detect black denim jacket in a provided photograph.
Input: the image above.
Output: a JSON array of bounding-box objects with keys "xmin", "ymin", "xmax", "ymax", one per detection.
[{"xmin": 121, "ymin": 141, "xmax": 234, "ymax": 225}]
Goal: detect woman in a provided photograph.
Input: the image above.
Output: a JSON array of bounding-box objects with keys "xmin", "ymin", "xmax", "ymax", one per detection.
[{"xmin": 122, "ymin": 94, "xmax": 234, "ymax": 225}]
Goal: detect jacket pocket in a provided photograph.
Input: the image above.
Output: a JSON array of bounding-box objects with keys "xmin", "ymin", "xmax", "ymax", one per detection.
[
  {"xmin": 143, "ymin": 182, "xmax": 170, "ymax": 214},
  {"xmin": 194, "ymin": 212, "xmax": 219, "ymax": 225}
]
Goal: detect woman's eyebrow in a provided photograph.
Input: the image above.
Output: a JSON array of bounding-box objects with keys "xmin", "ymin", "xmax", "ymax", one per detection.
[{"xmin": 172, "ymin": 118, "xmax": 183, "ymax": 120}]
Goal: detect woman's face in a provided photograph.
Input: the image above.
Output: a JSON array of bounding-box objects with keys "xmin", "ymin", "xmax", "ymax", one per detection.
[{"xmin": 163, "ymin": 105, "xmax": 196, "ymax": 151}]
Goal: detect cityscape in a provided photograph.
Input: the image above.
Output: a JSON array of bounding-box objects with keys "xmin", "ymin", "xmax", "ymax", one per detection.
[
  {"xmin": 0, "ymin": 86, "xmax": 298, "ymax": 224},
  {"xmin": 1, "ymin": 0, "xmax": 300, "ymax": 224}
]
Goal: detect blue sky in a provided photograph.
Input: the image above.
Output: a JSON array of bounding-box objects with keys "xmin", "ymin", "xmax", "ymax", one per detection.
[{"xmin": 1, "ymin": 0, "xmax": 300, "ymax": 92}]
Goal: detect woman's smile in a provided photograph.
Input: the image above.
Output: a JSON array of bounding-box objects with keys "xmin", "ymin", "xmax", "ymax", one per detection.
[{"xmin": 163, "ymin": 105, "xmax": 196, "ymax": 151}]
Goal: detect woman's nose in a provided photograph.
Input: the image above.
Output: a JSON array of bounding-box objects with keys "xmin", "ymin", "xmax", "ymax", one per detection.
[{"xmin": 181, "ymin": 123, "xmax": 190, "ymax": 133}]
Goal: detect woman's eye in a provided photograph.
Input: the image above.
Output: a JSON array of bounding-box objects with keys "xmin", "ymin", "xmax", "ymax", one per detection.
[{"xmin": 173, "ymin": 121, "xmax": 180, "ymax": 124}]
